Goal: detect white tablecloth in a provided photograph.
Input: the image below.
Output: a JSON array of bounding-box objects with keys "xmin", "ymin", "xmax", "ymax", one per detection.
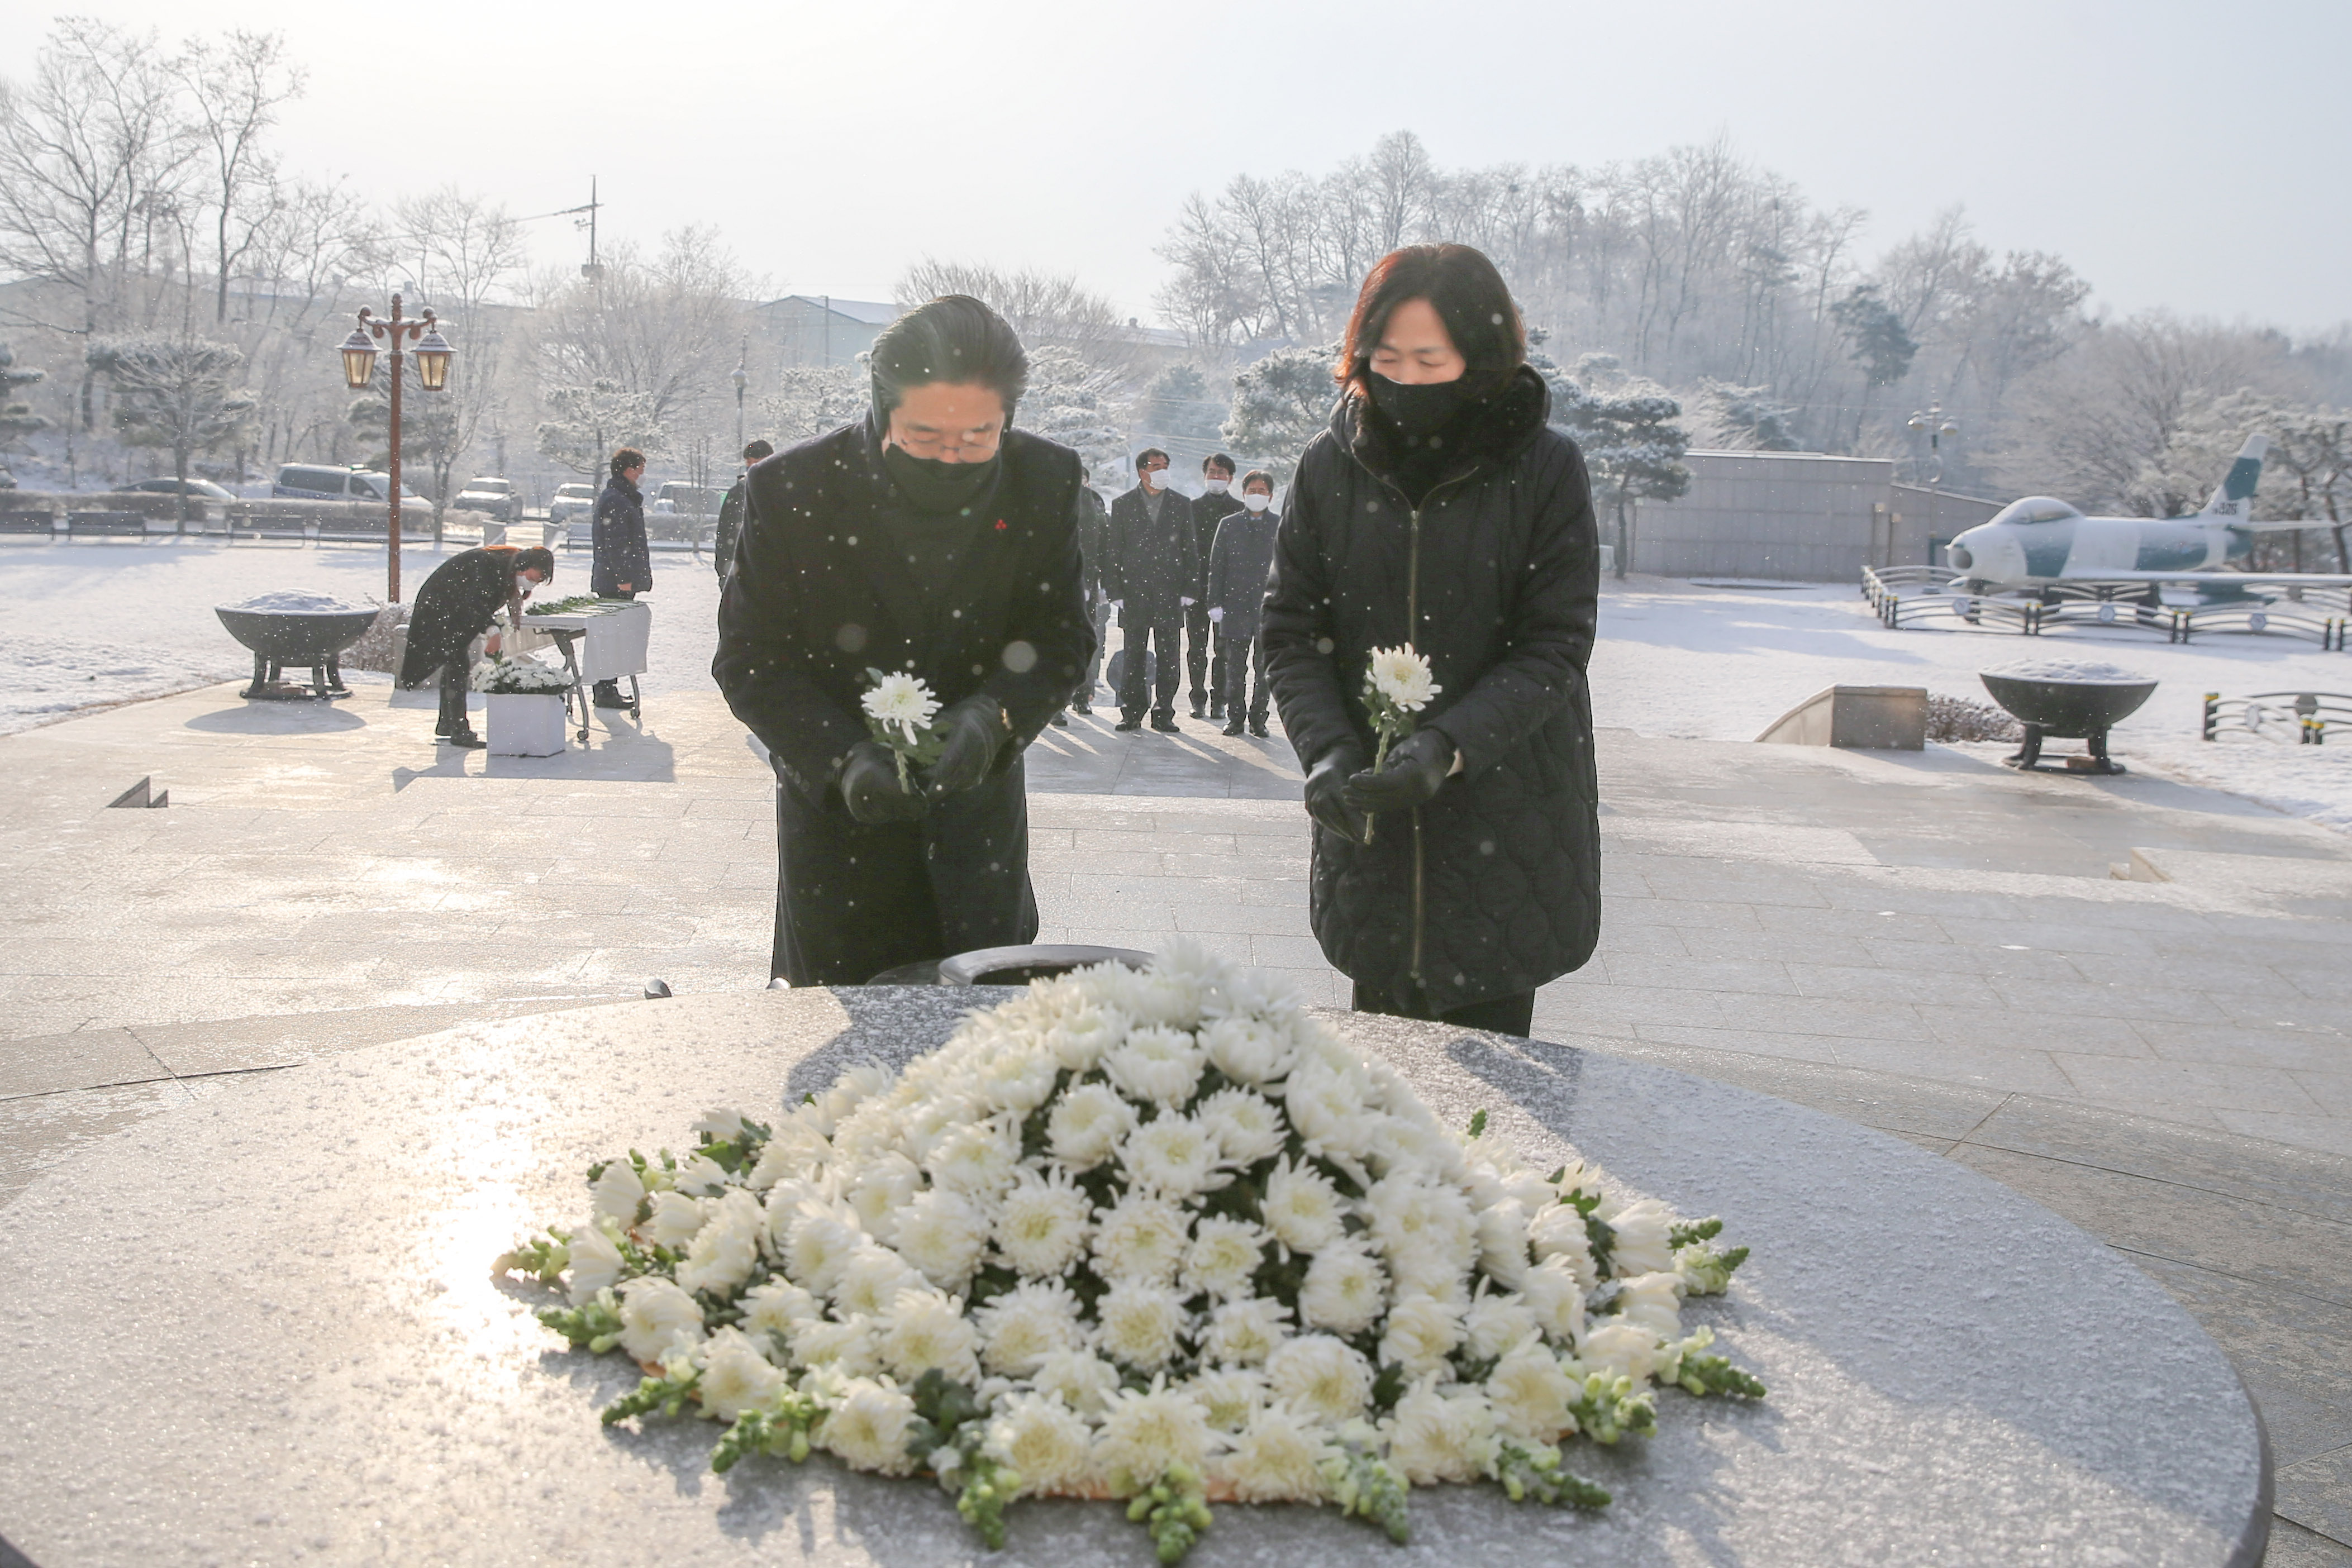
[{"xmin": 509, "ymin": 600, "xmax": 651, "ymax": 683}]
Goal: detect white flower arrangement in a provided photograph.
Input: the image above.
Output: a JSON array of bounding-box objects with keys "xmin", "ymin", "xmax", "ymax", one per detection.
[
  {"xmin": 860, "ymin": 668, "xmax": 944, "ymax": 791},
  {"xmin": 470, "ymin": 652, "xmax": 574, "ymax": 694},
  {"xmin": 500, "ymin": 942, "xmax": 1760, "ymax": 1561}
]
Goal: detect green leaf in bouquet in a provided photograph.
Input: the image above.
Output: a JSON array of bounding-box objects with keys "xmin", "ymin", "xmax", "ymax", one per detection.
[
  {"xmin": 495, "ymin": 1229, "xmax": 570, "ymax": 1284},
  {"xmin": 1323, "ymin": 1445, "xmax": 1411, "ymax": 1544},
  {"xmin": 602, "ymin": 1362, "xmax": 702, "ymax": 1426},
  {"xmin": 536, "ymin": 1287, "xmax": 626, "ymax": 1353},
  {"xmin": 1493, "ymin": 1442, "xmax": 1610, "ymax": 1509}
]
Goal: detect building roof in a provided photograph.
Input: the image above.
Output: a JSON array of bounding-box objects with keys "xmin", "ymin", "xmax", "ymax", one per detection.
[{"xmin": 761, "ymin": 296, "xmax": 899, "ymax": 326}]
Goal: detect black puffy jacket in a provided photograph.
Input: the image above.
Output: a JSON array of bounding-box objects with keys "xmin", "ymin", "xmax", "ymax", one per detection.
[
  {"xmin": 1260, "ymin": 365, "xmax": 1601, "ymax": 1012},
  {"xmin": 591, "ymin": 473, "xmax": 650, "ymax": 595}
]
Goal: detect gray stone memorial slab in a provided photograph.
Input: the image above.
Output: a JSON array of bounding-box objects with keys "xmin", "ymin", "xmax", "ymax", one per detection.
[{"xmin": 0, "ymin": 990, "xmax": 2266, "ymax": 1565}]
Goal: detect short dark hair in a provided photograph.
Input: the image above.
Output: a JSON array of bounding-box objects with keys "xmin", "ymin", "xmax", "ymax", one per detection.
[
  {"xmin": 1241, "ymin": 469, "xmax": 1275, "ymax": 494},
  {"xmin": 742, "ymin": 439, "xmax": 774, "ymax": 463},
  {"xmin": 512, "ymin": 546, "xmax": 555, "ymax": 576},
  {"xmin": 611, "ymin": 447, "xmax": 646, "ymax": 477},
  {"xmin": 869, "ymin": 294, "xmax": 1029, "ymax": 424},
  {"xmin": 1337, "ymin": 244, "xmax": 1526, "ymax": 399},
  {"xmin": 1135, "ymin": 447, "xmax": 1170, "ymax": 471},
  {"xmin": 1202, "ymin": 452, "xmax": 1235, "ymax": 476}
]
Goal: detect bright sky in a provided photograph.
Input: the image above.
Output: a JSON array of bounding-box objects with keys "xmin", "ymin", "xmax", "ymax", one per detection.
[{"xmin": 16, "ymin": 0, "xmax": 2350, "ymax": 330}]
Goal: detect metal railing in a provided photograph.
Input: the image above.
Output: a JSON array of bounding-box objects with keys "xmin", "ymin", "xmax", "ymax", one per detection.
[
  {"xmin": 1861, "ymin": 566, "xmax": 2350, "ymax": 649},
  {"xmin": 2202, "ymin": 689, "xmax": 2352, "ymax": 745}
]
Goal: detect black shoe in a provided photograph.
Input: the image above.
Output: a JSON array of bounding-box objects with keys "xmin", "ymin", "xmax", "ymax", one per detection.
[
  {"xmin": 1150, "ymin": 713, "xmax": 1180, "ymax": 733},
  {"xmin": 1248, "ymin": 717, "xmax": 1269, "ymax": 738},
  {"xmin": 1209, "ymin": 702, "xmax": 1226, "ymax": 720},
  {"xmin": 1072, "ymin": 701, "xmax": 1092, "ymax": 716},
  {"xmin": 1050, "ymin": 711, "xmax": 1069, "ymax": 727},
  {"xmin": 593, "ymin": 690, "xmax": 632, "ymax": 710},
  {"xmin": 1188, "ymin": 702, "xmax": 1207, "ymax": 720},
  {"xmin": 1222, "ymin": 718, "xmax": 1246, "ymax": 736},
  {"xmin": 445, "ymin": 728, "xmax": 487, "ymax": 750},
  {"xmin": 1113, "ymin": 716, "xmax": 1142, "ymax": 732}
]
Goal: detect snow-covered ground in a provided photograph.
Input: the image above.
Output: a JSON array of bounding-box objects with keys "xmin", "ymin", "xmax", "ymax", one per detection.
[{"xmin": 2, "ymin": 544, "xmax": 2346, "ymax": 831}]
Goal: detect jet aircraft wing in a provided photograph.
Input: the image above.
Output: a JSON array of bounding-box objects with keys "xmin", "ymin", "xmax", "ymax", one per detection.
[{"xmin": 2060, "ymin": 569, "xmax": 2352, "ymax": 587}]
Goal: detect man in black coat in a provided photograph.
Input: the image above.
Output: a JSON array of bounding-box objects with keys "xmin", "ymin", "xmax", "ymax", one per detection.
[
  {"xmin": 712, "ymin": 439, "xmax": 773, "ymax": 583},
  {"xmin": 1068, "ymin": 482, "xmax": 1113, "ymax": 717},
  {"xmin": 591, "ymin": 447, "xmax": 651, "ymax": 710},
  {"xmin": 1204, "ymin": 469, "xmax": 1280, "ymax": 737},
  {"xmin": 1189, "ymin": 452, "xmax": 1243, "ymax": 719},
  {"xmin": 1099, "ymin": 447, "xmax": 1197, "ymax": 732},
  {"xmin": 713, "ymin": 295, "xmax": 1093, "ymax": 986},
  {"xmin": 397, "ymin": 544, "xmax": 555, "ymax": 749}
]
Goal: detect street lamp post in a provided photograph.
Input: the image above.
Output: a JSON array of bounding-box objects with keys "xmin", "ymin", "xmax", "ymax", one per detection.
[
  {"xmin": 1905, "ymin": 403, "xmax": 1959, "ymax": 488},
  {"xmin": 732, "ymin": 342, "xmax": 748, "ymax": 454},
  {"xmin": 337, "ymin": 292, "xmax": 454, "ymax": 603}
]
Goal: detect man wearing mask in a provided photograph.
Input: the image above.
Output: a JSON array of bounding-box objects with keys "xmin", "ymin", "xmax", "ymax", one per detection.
[
  {"xmin": 1099, "ymin": 448, "xmax": 1196, "ymax": 732},
  {"xmin": 1190, "ymin": 452, "xmax": 1242, "ymax": 721},
  {"xmin": 1205, "ymin": 470, "xmax": 1280, "ymax": 738},
  {"xmin": 1067, "ymin": 480, "xmax": 1113, "ymax": 719},
  {"xmin": 713, "ymin": 294, "xmax": 1093, "ymax": 986},
  {"xmin": 591, "ymin": 446, "xmax": 651, "ymax": 710},
  {"xmin": 397, "ymin": 544, "xmax": 556, "ymax": 750},
  {"xmin": 713, "ymin": 438, "xmax": 774, "ymax": 582}
]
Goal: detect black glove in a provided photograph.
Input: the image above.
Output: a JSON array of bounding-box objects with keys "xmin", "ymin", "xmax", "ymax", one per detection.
[
  {"xmin": 921, "ymin": 695, "xmax": 1006, "ymax": 799},
  {"xmin": 840, "ymin": 741, "xmax": 926, "ymax": 823},
  {"xmin": 1345, "ymin": 728, "xmax": 1456, "ymax": 817},
  {"xmin": 1303, "ymin": 744, "xmax": 1370, "ymax": 845}
]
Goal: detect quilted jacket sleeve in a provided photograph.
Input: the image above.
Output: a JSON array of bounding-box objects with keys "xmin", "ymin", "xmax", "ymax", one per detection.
[{"xmin": 1260, "ymin": 440, "xmax": 1362, "ymax": 769}]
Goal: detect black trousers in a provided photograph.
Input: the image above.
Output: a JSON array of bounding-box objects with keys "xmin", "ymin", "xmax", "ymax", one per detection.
[
  {"xmin": 1118, "ymin": 613, "xmax": 1182, "ymax": 721},
  {"xmin": 1353, "ymin": 979, "xmax": 1536, "ymax": 1037},
  {"xmin": 1076, "ymin": 596, "xmax": 1113, "ymax": 704},
  {"xmin": 1186, "ymin": 600, "xmax": 1225, "ymax": 708},
  {"xmin": 593, "ymin": 587, "xmax": 636, "ymax": 701},
  {"xmin": 435, "ymin": 660, "xmax": 469, "ymax": 735},
  {"xmin": 1223, "ymin": 631, "xmax": 1268, "ymax": 723}
]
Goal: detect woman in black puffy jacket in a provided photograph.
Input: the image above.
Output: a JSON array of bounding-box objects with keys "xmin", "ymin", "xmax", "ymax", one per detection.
[{"xmin": 1260, "ymin": 244, "xmax": 1602, "ymax": 1036}]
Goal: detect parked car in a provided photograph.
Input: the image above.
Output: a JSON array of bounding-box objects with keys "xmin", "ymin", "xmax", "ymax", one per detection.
[
  {"xmin": 654, "ymin": 481, "xmax": 726, "ymax": 518},
  {"xmin": 272, "ymin": 463, "xmax": 430, "ymax": 517},
  {"xmin": 548, "ymin": 482, "xmax": 598, "ymax": 525},
  {"xmin": 126, "ymin": 477, "xmax": 237, "ymax": 502},
  {"xmin": 454, "ymin": 475, "xmax": 518, "ymax": 521}
]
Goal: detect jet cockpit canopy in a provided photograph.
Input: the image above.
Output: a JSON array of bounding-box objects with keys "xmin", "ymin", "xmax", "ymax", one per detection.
[{"xmin": 1987, "ymin": 496, "xmax": 2083, "ymax": 527}]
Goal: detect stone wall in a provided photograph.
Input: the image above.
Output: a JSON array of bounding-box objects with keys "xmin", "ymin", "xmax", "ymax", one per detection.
[{"xmin": 1625, "ymin": 451, "xmax": 2003, "ymax": 582}]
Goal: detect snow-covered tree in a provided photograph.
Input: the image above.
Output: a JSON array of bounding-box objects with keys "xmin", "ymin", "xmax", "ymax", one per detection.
[
  {"xmin": 759, "ymin": 364, "xmax": 867, "ymax": 447},
  {"xmin": 86, "ymin": 336, "xmax": 256, "ymax": 523},
  {"xmin": 0, "ymin": 342, "xmax": 47, "ymax": 456},
  {"xmin": 536, "ymin": 380, "xmax": 667, "ymax": 476},
  {"xmin": 1020, "ymin": 346, "xmax": 1130, "ymax": 487},
  {"xmin": 1686, "ymin": 378, "xmax": 1799, "ymax": 451},
  {"xmin": 1221, "ymin": 344, "xmax": 1338, "ymax": 482},
  {"xmin": 1541, "ymin": 353, "xmax": 1689, "ymax": 579}
]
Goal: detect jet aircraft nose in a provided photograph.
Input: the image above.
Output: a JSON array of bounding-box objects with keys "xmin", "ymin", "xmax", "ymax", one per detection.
[{"xmin": 1948, "ymin": 523, "xmax": 2021, "ymax": 583}]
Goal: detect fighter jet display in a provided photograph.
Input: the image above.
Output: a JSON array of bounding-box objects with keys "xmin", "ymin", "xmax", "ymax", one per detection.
[{"xmin": 1945, "ymin": 436, "xmax": 2352, "ymax": 596}]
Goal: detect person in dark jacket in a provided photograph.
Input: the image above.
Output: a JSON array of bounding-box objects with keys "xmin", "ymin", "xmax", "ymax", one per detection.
[
  {"xmin": 1205, "ymin": 468, "xmax": 1280, "ymax": 738},
  {"xmin": 1101, "ymin": 448, "xmax": 1197, "ymax": 732},
  {"xmin": 1189, "ymin": 452, "xmax": 1242, "ymax": 719},
  {"xmin": 591, "ymin": 447, "xmax": 651, "ymax": 709},
  {"xmin": 1067, "ymin": 482, "xmax": 1113, "ymax": 718},
  {"xmin": 397, "ymin": 544, "xmax": 555, "ymax": 749},
  {"xmin": 1261, "ymin": 244, "xmax": 1601, "ymax": 1038},
  {"xmin": 713, "ymin": 438, "xmax": 774, "ymax": 582},
  {"xmin": 712, "ymin": 295, "xmax": 1093, "ymax": 986}
]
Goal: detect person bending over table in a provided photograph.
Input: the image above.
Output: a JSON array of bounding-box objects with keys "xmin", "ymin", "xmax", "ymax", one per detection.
[
  {"xmin": 397, "ymin": 545, "xmax": 555, "ymax": 750},
  {"xmin": 713, "ymin": 294, "xmax": 1094, "ymax": 986}
]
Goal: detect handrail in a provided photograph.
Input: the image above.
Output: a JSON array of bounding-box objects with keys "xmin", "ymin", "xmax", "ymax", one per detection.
[
  {"xmin": 1862, "ymin": 566, "xmax": 2350, "ymax": 649},
  {"xmin": 2201, "ymin": 689, "xmax": 2352, "ymax": 744}
]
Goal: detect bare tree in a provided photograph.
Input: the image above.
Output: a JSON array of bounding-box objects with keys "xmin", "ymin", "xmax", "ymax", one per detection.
[
  {"xmin": 896, "ymin": 259, "xmax": 1134, "ymax": 368},
  {"xmin": 533, "ymin": 227, "xmax": 748, "ymax": 447},
  {"xmin": 389, "ymin": 185, "xmax": 524, "ymax": 533},
  {"xmin": 177, "ymin": 30, "xmax": 303, "ymax": 326}
]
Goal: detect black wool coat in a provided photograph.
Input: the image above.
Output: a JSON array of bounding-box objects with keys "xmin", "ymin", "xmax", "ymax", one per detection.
[
  {"xmin": 397, "ymin": 545, "xmax": 523, "ymax": 687},
  {"xmin": 1192, "ymin": 489, "xmax": 1244, "ymax": 598},
  {"xmin": 712, "ymin": 417, "xmax": 1093, "ymax": 985},
  {"xmin": 592, "ymin": 473, "xmax": 651, "ymax": 595},
  {"xmin": 1204, "ymin": 507, "xmax": 1280, "ymax": 641},
  {"xmin": 713, "ymin": 474, "xmax": 748, "ymax": 580},
  {"xmin": 1101, "ymin": 485, "xmax": 1199, "ymax": 622},
  {"xmin": 1261, "ymin": 365, "xmax": 1602, "ymax": 1013}
]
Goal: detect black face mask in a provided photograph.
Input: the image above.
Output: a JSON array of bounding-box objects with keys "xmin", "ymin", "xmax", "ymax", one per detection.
[
  {"xmin": 883, "ymin": 444, "xmax": 998, "ymax": 514},
  {"xmin": 1368, "ymin": 372, "xmax": 1472, "ymax": 441}
]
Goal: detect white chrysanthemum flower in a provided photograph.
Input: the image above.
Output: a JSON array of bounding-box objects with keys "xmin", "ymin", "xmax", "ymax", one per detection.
[
  {"xmin": 1579, "ymin": 1321, "xmax": 1663, "ymax": 1383},
  {"xmin": 565, "ymin": 1221, "xmax": 625, "ymax": 1306},
  {"xmin": 1121, "ymin": 1112, "xmax": 1223, "ymax": 1198},
  {"xmin": 827, "ymin": 1241, "xmax": 922, "ymax": 1319},
  {"xmin": 783, "ymin": 1204, "xmax": 860, "ymax": 1296},
  {"xmin": 983, "ymin": 1391, "xmax": 1096, "ymax": 1497},
  {"xmin": 1367, "ymin": 644, "xmax": 1440, "ymax": 712},
  {"xmin": 1298, "ymin": 1241, "xmax": 1386, "ymax": 1336},
  {"xmin": 862, "ymin": 671, "xmax": 941, "ymax": 746},
  {"xmin": 927, "ymin": 1117, "xmax": 1021, "ymax": 1199},
  {"xmin": 1199, "ymin": 1297, "xmax": 1292, "ymax": 1367},
  {"xmin": 591, "ymin": 1161, "xmax": 646, "ymax": 1222},
  {"xmin": 1047, "ymin": 1081, "xmax": 1136, "ymax": 1169},
  {"xmin": 1462, "ymin": 1291, "xmax": 1541, "ymax": 1362},
  {"xmin": 1201, "ymin": 961, "xmax": 1304, "ymax": 1027},
  {"xmin": 1365, "ymin": 1174, "xmax": 1478, "ymax": 1272},
  {"xmin": 975, "ymin": 1045, "xmax": 1060, "ymax": 1116},
  {"xmin": 1475, "ymin": 1199, "xmax": 1532, "ymax": 1288},
  {"xmin": 1501, "ymin": 1167, "xmax": 1556, "ymax": 1211},
  {"xmin": 1103, "ymin": 1024, "xmax": 1204, "ymax": 1107},
  {"xmin": 1044, "ymin": 1003, "xmax": 1128, "ymax": 1073},
  {"xmin": 1105, "ymin": 965, "xmax": 1206, "ymax": 1030},
  {"xmin": 1385, "ymin": 1379, "xmax": 1492, "ymax": 1485},
  {"xmin": 1090, "ymin": 1194, "xmax": 1189, "ymax": 1284},
  {"xmin": 993, "ymin": 1167, "xmax": 1092, "ymax": 1278},
  {"xmin": 740, "ymin": 1280, "xmax": 822, "ymax": 1341},
  {"xmin": 892, "ymin": 1186, "xmax": 990, "ymax": 1289},
  {"xmin": 1612, "ymin": 1271, "xmax": 1685, "ymax": 1338},
  {"xmin": 1485, "ymin": 1341, "xmax": 1575, "ymax": 1442},
  {"xmin": 820, "ymin": 1375, "xmax": 921, "ymax": 1474},
  {"xmin": 843, "ymin": 1152, "xmax": 923, "ymax": 1244},
  {"xmin": 1522, "ymin": 1256, "xmax": 1588, "ymax": 1346},
  {"xmin": 1280, "ymin": 1062, "xmax": 1379, "ymax": 1158},
  {"xmin": 877, "ymin": 1286, "xmax": 982, "ymax": 1384},
  {"xmin": 676, "ymin": 1187, "xmax": 765, "ymax": 1297},
  {"xmin": 670, "ymin": 1153, "xmax": 731, "ymax": 1198},
  {"xmin": 1378, "ymin": 1293, "xmax": 1465, "ymax": 1379},
  {"xmin": 1606, "ymin": 1198, "xmax": 1675, "ymax": 1278},
  {"xmin": 1031, "ymin": 1348, "xmax": 1123, "ymax": 1417},
  {"xmin": 975, "ymin": 1279, "xmax": 1085, "ymax": 1377},
  {"xmin": 1194, "ymin": 1087, "xmax": 1288, "ymax": 1166},
  {"xmin": 1260, "ymin": 1158, "xmax": 1346, "ymax": 1255},
  {"xmin": 1188, "ymin": 1366, "xmax": 1266, "ymax": 1433},
  {"xmin": 1094, "ymin": 1279, "xmax": 1188, "ymax": 1371},
  {"xmin": 1527, "ymin": 1201, "xmax": 1598, "ymax": 1290},
  {"xmin": 788, "ymin": 1315, "xmax": 880, "ymax": 1377},
  {"xmin": 1198, "ymin": 1014, "xmax": 1296, "ymax": 1086},
  {"xmin": 695, "ymin": 1326, "xmax": 784, "ymax": 1421},
  {"xmin": 1180, "ymin": 1216, "xmax": 1270, "ymax": 1302},
  {"xmin": 746, "ymin": 1121, "xmax": 831, "ymax": 1190},
  {"xmin": 1264, "ymin": 1333, "xmax": 1373, "ymax": 1424},
  {"xmin": 1094, "ymin": 1380, "xmax": 1216, "ymax": 1493},
  {"xmin": 692, "ymin": 1108, "xmax": 748, "ymax": 1142},
  {"xmin": 616, "ymin": 1276, "xmax": 707, "ymax": 1364},
  {"xmin": 1215, "ymin": 1402, "xmax": 1332, "ymax": 1503},
  {"xmin": 644, "ymin": 1190, "xmax": 709, "ymax": 1251}
]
